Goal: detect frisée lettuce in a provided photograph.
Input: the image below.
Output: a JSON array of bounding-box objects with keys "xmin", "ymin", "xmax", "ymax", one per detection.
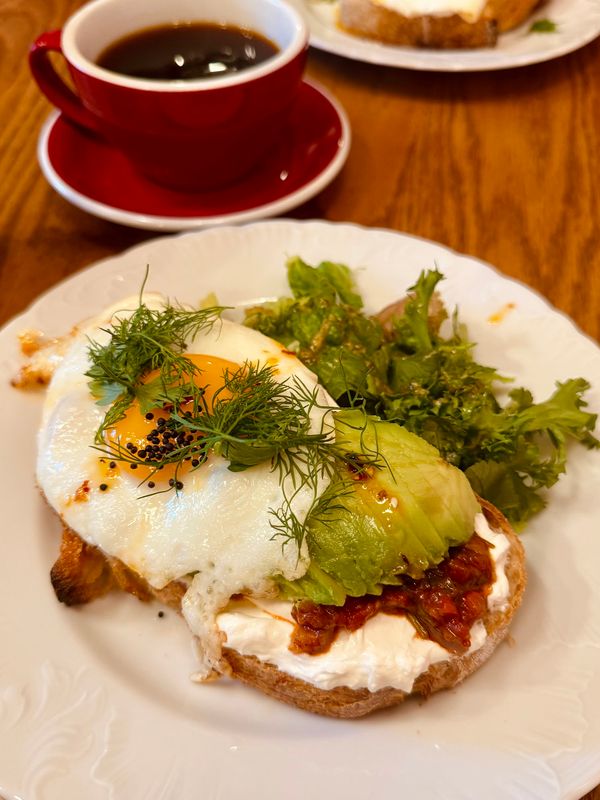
[{"xmin": 245, "ymin": 259, "xmax": 599, "ymax": 528}]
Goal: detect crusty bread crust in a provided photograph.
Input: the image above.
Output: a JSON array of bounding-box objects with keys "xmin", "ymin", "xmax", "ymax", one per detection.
[
  {"xmin": 221, "ymin": 499, "xmax": 526, "ymax": 717},
  {"xmin": 338, "ymin": 0, "xmax": 542, "ymax": 48},
  {"xmin": 49, "ymin": 498, "xmax": 525, "ymax": 718},
  {"xmin": 50, "ymin": 525, "xmax": 188, "ymax": 609}
]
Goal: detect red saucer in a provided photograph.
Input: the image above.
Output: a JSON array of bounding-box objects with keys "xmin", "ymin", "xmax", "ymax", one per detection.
[{"xmin": 38, "ymin": 81, "xmax": 350, "ymax": 230}]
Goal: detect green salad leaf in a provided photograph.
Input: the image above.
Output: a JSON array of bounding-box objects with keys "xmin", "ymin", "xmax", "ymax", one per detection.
[
  {"xmin": 245, "ymin": 259, "xmax": 599, "ymax": 528},
  {"xmin": 244, "ymin": 258, "xmax": 385, "ymax": 401},
  {"xmin": 529, "ymin": 18, "xmax": 558, "ymax": 32}
]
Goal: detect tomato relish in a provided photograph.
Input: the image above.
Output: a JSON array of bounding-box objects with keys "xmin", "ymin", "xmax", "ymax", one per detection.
[{"xmin": 290, "ymin": 534, "xmax": 495, "ymax": 656}]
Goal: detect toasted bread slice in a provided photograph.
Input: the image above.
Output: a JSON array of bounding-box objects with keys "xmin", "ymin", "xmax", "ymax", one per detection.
[
  {"xmin": 49, "ymin": 498, "xmax": 525, "ymax": 718},
  {"xmin": 338, "ymin": 0, "xmax": 542, "ymax": 48},
  {"xmin": 223, "ymin": 499, "xmax": 525, "ymax": 717},
  {"xmin": 50, "ymin": 526, "xmax": 187, "ymax": 608}
]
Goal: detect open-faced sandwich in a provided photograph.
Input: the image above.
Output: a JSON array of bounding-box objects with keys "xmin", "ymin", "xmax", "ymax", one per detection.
[
  {"xmin": 17, "ymin": 293, "xmax": 524, "ymax": 717},
  {"xmin": 16, "ymin": 261, "xmax": 598, "ymax": 718},
  {"xmin": 337, "ymin": 0, "xmax": 544, "ymax": 48}
]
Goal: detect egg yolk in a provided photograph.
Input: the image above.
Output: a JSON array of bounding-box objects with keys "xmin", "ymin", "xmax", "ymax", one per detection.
[{"xmin": 104, "ymin": 354, "xmax": 240, "ymax": 483}]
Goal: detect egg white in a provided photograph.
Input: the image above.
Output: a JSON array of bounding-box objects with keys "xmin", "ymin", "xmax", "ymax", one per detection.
[{"xmin": 36, "ymin": 294, "xmax": 335, "ymax": 676}]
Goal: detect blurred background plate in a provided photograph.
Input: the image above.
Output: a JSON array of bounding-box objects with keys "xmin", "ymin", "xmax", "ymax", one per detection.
[{"xmin": 289, "ymin": 0, "xmax": 600, "ymax": 70}]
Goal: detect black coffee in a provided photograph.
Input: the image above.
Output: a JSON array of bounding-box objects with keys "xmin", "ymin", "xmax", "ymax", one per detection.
[{"xmin": 96, "ymin": 22, "xmax": 279, "ymax": 80}]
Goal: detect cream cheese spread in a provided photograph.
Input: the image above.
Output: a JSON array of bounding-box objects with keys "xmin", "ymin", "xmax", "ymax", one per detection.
[
  {"xmin": 370, "ymin": 0, "xmax": 488, "ymax": 23},
  {"xmin": 217, "ymin": 511, "xmax": 510, "ymax": 693}
]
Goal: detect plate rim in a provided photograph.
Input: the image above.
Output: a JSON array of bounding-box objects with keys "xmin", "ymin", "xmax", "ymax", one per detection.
[{"xmin": 3, "ymin": 219, "xmax": 597, "ymax": 352}]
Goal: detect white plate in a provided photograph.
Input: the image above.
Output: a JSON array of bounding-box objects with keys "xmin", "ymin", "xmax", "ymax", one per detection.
[
  {"xmin": 290, "ymin": 0, "xmax": 600, "ymax": 70},
  {"xmin": 1, "ymin": 220, "xmax": 599, "ymax": 800}
]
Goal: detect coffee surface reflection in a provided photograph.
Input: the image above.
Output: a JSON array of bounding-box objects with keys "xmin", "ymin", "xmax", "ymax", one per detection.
[{"xmin": 97, "ymin": 22, "xmax": 279, "ymax": 80}]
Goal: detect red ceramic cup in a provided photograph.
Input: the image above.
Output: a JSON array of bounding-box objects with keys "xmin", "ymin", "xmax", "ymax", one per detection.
[{"xmin": 30, "ymin": 0, "xmax": 308, "ymax": 191}]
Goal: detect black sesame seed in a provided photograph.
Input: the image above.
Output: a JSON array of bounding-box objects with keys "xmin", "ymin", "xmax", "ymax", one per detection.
[
  {"xmin": 148, "ymin": 481, "xmax": 155, "ymax": 488},
  {"xmin": 99, "ymin": 483, "xmax": 108, "ymax": 491},
  {"xmin": 130, "ymin": 463, "xmax": 138, "ymax": 470},
  {"xmin": 158, "ymin": 610, "xmax": 165, "ymax": 618},
  {"xmin": 138, "ymin": 450, "xmax": 147, "ymax": 459},
  {"xmin": 145, "ymin": 412, "xmax": 154, "ymax": 420},
  {"xmin": 157, "ymin": 418, "xmax": 166, "ymax": 427},
  {"xmin": 191, "ymin": 459, "xmax": 200, "ymax": 467},
  {"xmin": 169, "ymin": 478, "xmax": 175, "ymax": 487},
  {"xmin": 109, "ymin": 461, "xmax": 116, "ymax": 469},
  {"xmin": 175, "ymin": 481, "xmax": 184, "ymax": 490}
]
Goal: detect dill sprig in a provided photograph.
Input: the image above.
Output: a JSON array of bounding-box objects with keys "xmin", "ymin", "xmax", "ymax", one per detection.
[
  {"xmin": 85, "ymin": 300, "xmax": 225, "ymax": 440},
  {"xmin": 85, "ymin": 295, "xmax": 387, "ymax": 547},
  {"xmin": 92, "ymin": 357, "xmax": 383, "ymax": 547}
]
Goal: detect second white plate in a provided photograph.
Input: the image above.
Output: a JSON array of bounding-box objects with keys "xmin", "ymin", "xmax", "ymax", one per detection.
[{"xmin": 290, "ymin": 0, "xmax": 600, "ymax": 70}]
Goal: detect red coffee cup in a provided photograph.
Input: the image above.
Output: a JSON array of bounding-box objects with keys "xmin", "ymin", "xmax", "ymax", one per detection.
[{"xmin": 30, "ymin": 0, "xmax": 308, "ymax": 191}]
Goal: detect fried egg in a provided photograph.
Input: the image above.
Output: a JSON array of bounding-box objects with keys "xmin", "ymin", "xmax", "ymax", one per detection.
[{"xmin": 36, "ymin": 294, "xmax": 334, "ymax": 676}]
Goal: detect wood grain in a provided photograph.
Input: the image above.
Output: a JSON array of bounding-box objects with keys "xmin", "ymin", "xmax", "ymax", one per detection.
[{"xmin": 0, "ymin": 1, "xmax": 599, "ymax": 796}]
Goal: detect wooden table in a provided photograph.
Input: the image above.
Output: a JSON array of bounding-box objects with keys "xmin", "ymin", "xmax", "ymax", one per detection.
[{"xmin": 1, "ymin": 2, "xmax": 598, "ymax": 797}]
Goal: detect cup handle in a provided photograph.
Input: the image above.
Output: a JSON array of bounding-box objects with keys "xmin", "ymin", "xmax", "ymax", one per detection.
[{"xmin": 29, "ymin": 30, "xmax": 100, "ymax": 134}]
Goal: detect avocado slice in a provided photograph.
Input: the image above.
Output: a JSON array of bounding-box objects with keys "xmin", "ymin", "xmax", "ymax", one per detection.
[{"xmin": 279, "ymin": 409, "xmax": 480, "ymax": 605}]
